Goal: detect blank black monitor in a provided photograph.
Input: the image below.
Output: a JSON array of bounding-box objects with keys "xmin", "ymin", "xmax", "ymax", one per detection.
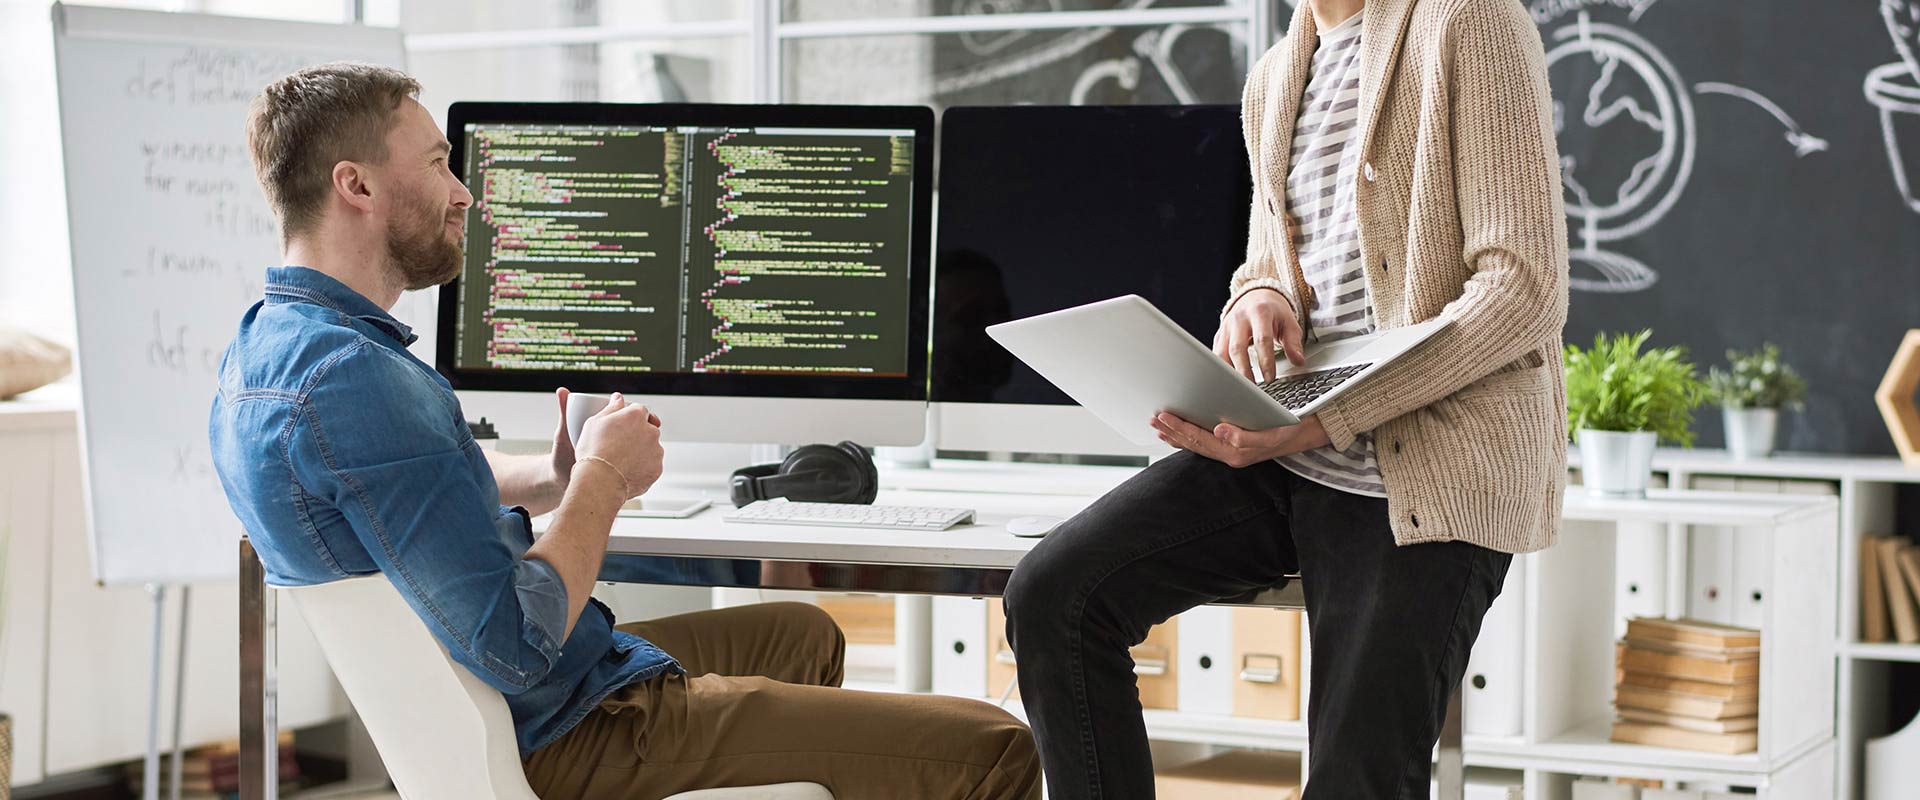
[{"xmin": 931, "ymin": 104, "xmax": 1252, "ymax": 452}]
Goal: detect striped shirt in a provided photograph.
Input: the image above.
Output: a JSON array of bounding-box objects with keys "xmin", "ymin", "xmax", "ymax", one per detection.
[{"xmin": 1274, "ymin": 11, "xmax": 1388, "ymax": 498}]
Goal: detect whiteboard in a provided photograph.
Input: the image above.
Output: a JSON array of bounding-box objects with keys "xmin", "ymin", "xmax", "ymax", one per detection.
[{"xmin": 52, "ymin": 3, "xmax": 432, "ymax": 585}]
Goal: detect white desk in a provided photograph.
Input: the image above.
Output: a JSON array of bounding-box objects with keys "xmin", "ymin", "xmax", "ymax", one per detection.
[
  {"xmin": 243, "ymin": 460, "xmax": 1566, "ymax": 800},
  {"xmin": 602, "ymin": 489, "xmax": 1084, "ymax": 570},
  {"xmin": 581, "ymin": 474, "xmax": 1309, "ymax": 608},
  {"xmin": 234, "ymin": 460, "xmax": 1851, "ymax": 798},
  {"xmin": 597, "ymin": 480, "xmax": 1840, "ymax": 569}
]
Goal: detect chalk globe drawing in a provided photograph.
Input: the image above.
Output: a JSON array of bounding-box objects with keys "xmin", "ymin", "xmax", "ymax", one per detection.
[{"xmin": 1546, "ymin": 16, "xmax": 1696, "ymax": 293}]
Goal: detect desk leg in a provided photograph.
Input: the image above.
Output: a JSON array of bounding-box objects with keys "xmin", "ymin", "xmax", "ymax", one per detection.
[
  {"xmin": 239, "ymin": 538, "xmax": 278, "ymax": 800},
  {"xmin": 894, "ymin": 595, "xmax": 932, "ymax": 693},
  {"xmin": 1435, "ymin": 683, "xmax": 1464, "ymax": 800}
]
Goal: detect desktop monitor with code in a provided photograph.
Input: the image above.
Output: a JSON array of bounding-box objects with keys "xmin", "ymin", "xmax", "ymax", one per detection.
[{"xmin": 436, "ymin": 103, "xmax": 935, "ymax": 445}]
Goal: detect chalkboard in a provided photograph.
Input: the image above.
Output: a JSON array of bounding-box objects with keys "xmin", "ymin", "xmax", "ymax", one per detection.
[
  {"xmin": 51, "ymin": 3, "xmax": 425, "ymax": 585},
  {"xmin": 1522, "ymin": 1, "xmax": 1920, "ymax": 454},
  {"xmin": 1264, "ymin": 2, "xmax": 1920, "ymax": 454}
]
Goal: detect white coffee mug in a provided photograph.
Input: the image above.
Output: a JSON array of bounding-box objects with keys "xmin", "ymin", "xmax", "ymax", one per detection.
[{"xmin": 565, "ymin": 392, "xmax": 612, "ymax": 448}]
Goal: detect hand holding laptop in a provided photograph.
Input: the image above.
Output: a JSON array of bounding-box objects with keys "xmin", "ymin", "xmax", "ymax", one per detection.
[
  {"xmin": 1149, "ymin": 410, "xmax": 1331, "ymax": 467},
  {"xmin": 1161, "ymin": 287, "xmax": 1327, "ymax": 466}
]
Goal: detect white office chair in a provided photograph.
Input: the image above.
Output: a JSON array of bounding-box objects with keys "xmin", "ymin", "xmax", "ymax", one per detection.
[{"xmin": 282, "ymin": 575, "xmax": 833, "ymax": 800}]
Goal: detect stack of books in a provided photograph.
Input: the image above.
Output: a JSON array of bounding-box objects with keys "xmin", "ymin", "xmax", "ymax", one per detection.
[
  {"xmin": 124, "ymin": 732, "xmax": 300, "ymax": 799},
  {"xmin": 1861, "ymin": 533, "xmax": 1920, "ymax": 643},
  {"xmin": 1610, "ymin": 617, "xmax": 1760, "ymax": 755}
]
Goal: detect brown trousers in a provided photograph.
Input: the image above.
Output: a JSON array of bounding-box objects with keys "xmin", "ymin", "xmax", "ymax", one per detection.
[{"xmin": 522, "ymin": 602, "xmax": 1041, "ymax": 800}]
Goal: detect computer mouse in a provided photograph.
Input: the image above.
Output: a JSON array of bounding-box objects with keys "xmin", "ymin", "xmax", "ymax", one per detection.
[{"xmin": 1006, "ymin": 515, "xmax": 1066, "ymax": 538}]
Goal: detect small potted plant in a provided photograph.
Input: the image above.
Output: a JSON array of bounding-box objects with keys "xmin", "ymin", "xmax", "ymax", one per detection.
[
  {"xmin": 1707, "ymin": 343, "xmax": 1806, "ymax": 460},
  {"xmin": 1565, "ymin": 330, "xmax": 1708, "ymax": 497}
]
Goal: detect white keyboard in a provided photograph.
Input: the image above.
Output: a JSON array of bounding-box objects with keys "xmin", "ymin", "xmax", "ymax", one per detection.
[{"xmin": 726, "ymin": 500, "xmax": 976, "ymax": 531}]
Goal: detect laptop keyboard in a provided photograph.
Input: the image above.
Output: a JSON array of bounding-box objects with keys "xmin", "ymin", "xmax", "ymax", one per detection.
[{"xmin": 1258, "ymin": 363, "xmax": 1372, "ymax": 411}]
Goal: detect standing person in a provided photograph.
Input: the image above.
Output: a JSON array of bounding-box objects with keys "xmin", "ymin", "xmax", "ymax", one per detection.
[
  {"xmin": 212, "ymin": 62, "xmax": 1039, "ymax": 800},
  {"xmin": 1003, "ymin": 0, "xmax": 1569, "ymax": 796}
]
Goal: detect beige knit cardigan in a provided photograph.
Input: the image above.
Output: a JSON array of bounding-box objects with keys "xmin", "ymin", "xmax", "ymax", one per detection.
[{"xmin": 1228, "ymin": 0, "xmax": 1571, "ymax": 554}]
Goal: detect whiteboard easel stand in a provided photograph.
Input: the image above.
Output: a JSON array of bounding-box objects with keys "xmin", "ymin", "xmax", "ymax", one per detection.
[
  {"xmin": 141, "ymin": 585, "xmax": 160, "ymax": 800},
  {"xmin": 139, "ymin": 583, "xmax": 192, "ymax": 800},
  {"xmin": 170, "ymin": 586, "xmax": 190, "ymax": 800}
]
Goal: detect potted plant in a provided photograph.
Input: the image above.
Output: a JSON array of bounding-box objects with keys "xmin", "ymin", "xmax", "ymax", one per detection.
[
  {"xmin": 1707, "ymin": 343, "xmax": 1807, "ymax": 460},
  {"xmin": 1565, "ymin": 330, "xmax": 1708, "ymax": 497}
]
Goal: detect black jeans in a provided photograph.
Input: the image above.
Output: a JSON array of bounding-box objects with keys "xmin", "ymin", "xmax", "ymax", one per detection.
[{"xmin": 1003, "ymin": 452, "xmax": 1512, "ymax": 800}]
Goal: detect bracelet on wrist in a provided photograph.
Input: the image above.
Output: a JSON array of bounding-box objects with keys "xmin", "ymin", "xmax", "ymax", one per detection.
[{"xmin": 574, "ymin": 455, "xmax": 631, "ymax": 497}]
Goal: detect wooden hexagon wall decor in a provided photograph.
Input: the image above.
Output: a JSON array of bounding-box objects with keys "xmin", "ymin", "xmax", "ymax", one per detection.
[{"xmin": 1877, "ymin": 329, "xmax": 1920, "ymax": 466}]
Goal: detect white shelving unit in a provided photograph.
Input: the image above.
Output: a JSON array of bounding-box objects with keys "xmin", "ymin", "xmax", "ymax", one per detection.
[
  {"xmin": 1611, "ymin": 448, "xmax": 1920, "ymax": 800},
  {"xmin": 1027, "ymin": 699, "xmax": 1824, "ymax": 793},
  {"xmin": 1521, "ymin": 488, "xmax": 1837, "ymax": 797},
  {"xmin": 895, "ymin": 459, "xmax": 1855, "ymax": 799},
  {"xmin": 1532, "ymin": 488, "xmax": 1837, "ymax": 797},
  {"xmin": 1845, "ymin": 642, "xmax": 1920, "ymax": 664}
]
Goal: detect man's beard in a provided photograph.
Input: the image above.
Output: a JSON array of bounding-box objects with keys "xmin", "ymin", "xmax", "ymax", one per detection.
[{"xmin": 387, "ymin": 198, "xmax": 463, "ymax": 291}]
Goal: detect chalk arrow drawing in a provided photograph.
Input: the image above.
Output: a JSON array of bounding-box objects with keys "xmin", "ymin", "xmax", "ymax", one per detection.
[{"xmin": 1694, "ymin": 81, "xmax": 1829, "ymax": 157}]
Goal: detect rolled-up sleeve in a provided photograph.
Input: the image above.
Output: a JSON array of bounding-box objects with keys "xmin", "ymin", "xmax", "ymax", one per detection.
[
  {"xmin": 289, "ymin": 343, "xmax": 571, "ymax": 694},
  {"xmin": 511, "ymin": 551, "xmax": 570, "ymax": 657}
]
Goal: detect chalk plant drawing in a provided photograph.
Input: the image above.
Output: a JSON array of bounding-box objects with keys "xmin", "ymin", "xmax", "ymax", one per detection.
[
  {"xmin": 1870, "ymin": 0, "xmax": 1920, "ymax": 214},
  {"xmin": 1544, "ymin": 9, "xmax": 1825, "ymax": 293}
]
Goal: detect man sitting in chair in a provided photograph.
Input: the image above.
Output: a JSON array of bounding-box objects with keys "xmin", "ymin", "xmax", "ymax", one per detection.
[{"xmin": 210, "ymin": 62, "xmax": 1039, "ymax": 800}]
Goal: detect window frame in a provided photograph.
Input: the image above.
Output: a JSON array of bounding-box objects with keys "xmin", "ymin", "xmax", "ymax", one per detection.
[{"xmin": 393, "ymin": 2, "xmax": 1279, "ymax": 104}]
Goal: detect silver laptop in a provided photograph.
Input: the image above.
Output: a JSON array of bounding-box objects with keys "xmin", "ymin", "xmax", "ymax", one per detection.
[{"xmin": 986, "ymin": 295, "xmax": 1449, "ymax": 446}]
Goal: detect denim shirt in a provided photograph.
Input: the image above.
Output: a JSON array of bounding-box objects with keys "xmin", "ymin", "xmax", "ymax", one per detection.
[{"xmin": 209, "ymin": 266, "xmax": 680, "ymax": 756}]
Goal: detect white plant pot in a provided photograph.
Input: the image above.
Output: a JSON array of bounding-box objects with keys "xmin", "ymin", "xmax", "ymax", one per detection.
[
  {"xmin": 1579, "ymin": 429, "xmax": 1657, "ymax": 498},
  {"xmin": 1723, "ymin": 407, "xmax": 1779, "ymax": 460}
]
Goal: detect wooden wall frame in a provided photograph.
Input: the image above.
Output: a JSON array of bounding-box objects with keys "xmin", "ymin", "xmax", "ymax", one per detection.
[{"xmin": 1876, "ymin": 329, "xmax": 1920, "ymax": 466}]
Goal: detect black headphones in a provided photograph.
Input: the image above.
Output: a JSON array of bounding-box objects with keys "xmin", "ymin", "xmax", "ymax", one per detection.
[{"xmin": 729, "ymin": 441, "xmax": 879, "ymax": 507}]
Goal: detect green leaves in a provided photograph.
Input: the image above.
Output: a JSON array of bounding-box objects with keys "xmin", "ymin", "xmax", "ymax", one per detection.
[
  {"xmin": 1706, "ymin": 343, "xmax": 1807, "ymax": 410},
  {"xmin": 1564, "ymin": 330, "xmax": 1708, "ymax": 446}
]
